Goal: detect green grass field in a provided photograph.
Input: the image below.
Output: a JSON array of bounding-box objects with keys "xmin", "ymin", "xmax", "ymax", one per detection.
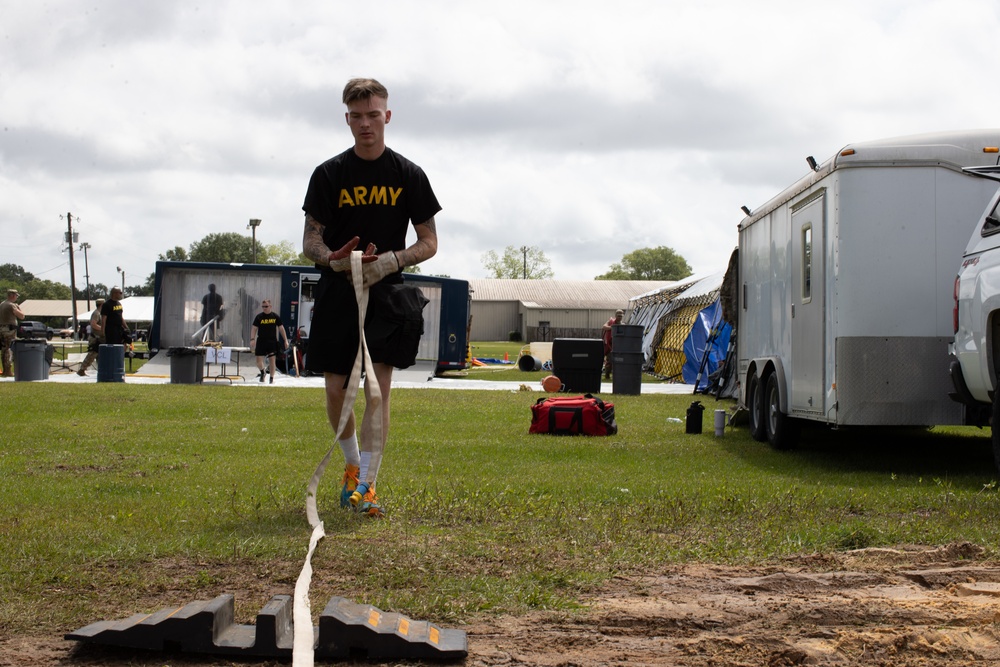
[{"xmin": 2, "ymin": 380, "xmax": 998, "ymax": 648}]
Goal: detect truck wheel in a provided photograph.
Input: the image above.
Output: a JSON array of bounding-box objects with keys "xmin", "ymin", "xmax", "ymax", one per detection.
[
  {"xmin": 765, "ymin": 373, "xmax": 798, "ymax": 450},
  {"xmin": 993, "ymin": 393, "xmax": 1000, "ymax": 475},
  {"xmin": 747, "ymin": 373, "xmax": 767, "ymax": 442}
]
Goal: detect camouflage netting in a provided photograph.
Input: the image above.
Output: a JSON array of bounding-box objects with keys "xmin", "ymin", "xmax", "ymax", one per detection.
[
  {"xmin": 628, "ymin": 280, "xmax": 720, "ymax": 381},
  {"xmin": 650, "ymin": 295, "xmax": 718, "ymax": 380}
]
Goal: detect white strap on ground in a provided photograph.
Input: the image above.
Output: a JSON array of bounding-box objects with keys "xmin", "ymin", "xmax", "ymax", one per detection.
[{"xmin": 291, "ymin": 251, "xmax": 385, "ymax": 666}]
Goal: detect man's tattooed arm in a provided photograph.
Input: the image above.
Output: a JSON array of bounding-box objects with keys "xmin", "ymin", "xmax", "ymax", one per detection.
[
  {"xmin": 395, "ymin": 217, "xmax": 438, "ymax": 269},
  {"xmin": 303, "ymin": 213, "xmax": 332, "ymax": 264}
]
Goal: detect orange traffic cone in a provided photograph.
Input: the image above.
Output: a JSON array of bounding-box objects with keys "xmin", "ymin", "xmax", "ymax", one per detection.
[{"xmin": 503, "ymin": 352, "xmax": 509, "ymax": 361}]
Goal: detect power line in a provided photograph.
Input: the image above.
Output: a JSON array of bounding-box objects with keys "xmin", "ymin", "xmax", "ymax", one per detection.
[{"xmin": 29, "ymin": 262, "xmax": 70, "ymax": 276}]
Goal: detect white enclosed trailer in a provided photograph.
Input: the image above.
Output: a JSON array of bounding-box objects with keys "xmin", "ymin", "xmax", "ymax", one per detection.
[{"xmin": 738, "ymin": 130, "xmax": 1000, "ymax": 448}]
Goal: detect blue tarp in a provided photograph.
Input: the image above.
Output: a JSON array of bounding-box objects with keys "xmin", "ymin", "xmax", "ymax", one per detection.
[{"xmin": 681, "ymin": 300, "xmax": 732, "ymax": 390}]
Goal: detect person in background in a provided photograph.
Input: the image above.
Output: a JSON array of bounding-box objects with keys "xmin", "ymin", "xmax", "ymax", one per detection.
[
  {"xmin": 101, "ymin": 287, "xmax": 129, "ymax": 346},
  {"xmin": 602, "ymin": 309, "xmax": 624, "ymax": 380},
  {"xmin": 0, "ymin": 288, "xmax": 25, "ymax": 377},
  {"xmin": 250, "ymin": 300, "xmax": 289, "ymax": 384},
  {"xmin": 76, "ymin": 298, "xmax": 105, "ymax": 376},
  {"xmin": 200, "ymin": 283, "xmax": 225, "ymax": 340}
]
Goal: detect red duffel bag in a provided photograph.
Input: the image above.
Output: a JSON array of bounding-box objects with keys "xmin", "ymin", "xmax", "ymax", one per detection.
[{"xmin": 529, "ymin": 394, "xmax": 618, "ymax": 436}]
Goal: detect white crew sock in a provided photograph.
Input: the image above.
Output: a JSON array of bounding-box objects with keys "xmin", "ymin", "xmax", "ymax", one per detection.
[
  {"xmin": 339, "ymin": 433, "xmax": 361, "ymax": 468},
  {"xmin": 359, "ymin": 451, "xmax": 375, "ymax": 486}
]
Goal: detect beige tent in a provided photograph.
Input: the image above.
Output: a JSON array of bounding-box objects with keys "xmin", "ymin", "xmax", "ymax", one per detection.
[
  {"xmin": 18, "ymin": 297, "xmax": 155, "ymax": 323},
  {"xmin": 18, "ymin": 300, "xmax": 93, "ymax": 319}
]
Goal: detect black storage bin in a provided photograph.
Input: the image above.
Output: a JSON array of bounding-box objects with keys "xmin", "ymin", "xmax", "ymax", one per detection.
[
  {"xmin": 611, "ymin": 351, "xmax": 643, "ymax": 395},
  {"xmin": 611, "ymin": 324, "xmax": 643, "ymax": 353},
  {"xmin": 552, "ymin": 338, "xmax": 603, "ymax": 393}
]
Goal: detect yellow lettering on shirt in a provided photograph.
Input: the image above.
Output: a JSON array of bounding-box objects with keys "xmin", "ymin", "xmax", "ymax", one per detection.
[{"xmin": 338, "ymin": 186, "xmax": 403, "ymax": 208}]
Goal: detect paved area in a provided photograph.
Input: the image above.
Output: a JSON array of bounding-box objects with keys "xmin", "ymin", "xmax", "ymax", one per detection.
[{"xmin": 7, "ymin": 353, "xmax": 698, "ymax": 394}]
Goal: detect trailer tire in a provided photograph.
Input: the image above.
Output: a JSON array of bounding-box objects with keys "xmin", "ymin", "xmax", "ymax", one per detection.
[
  {"xmin": 747, "ymin": 373, "xmax": 767, "ymax": 442},
  {"xmin": 992, "ymin": 393, "xmax": 1000, "ymax": 475},
  {"xmin": 765, "ymin": 373, "xmax": 798, "ymax": 450}
]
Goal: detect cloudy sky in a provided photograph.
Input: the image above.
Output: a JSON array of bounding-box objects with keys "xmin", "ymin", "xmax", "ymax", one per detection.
[{"xmin": 3, "ymin": 0, "xmax": 999, "ymax": 290}]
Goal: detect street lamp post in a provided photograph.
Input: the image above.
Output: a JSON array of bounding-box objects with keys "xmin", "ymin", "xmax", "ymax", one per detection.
[
  {"xmin": 247, "ymin": 218, "xmax": 262, "ymax": 264},
  {"xmin": 116, "ymin": 266, "xmax": 125, "ymax": 293},
  {"xmin": 79, "ymin": 242, "xmax": 92, "ymax": 310}
]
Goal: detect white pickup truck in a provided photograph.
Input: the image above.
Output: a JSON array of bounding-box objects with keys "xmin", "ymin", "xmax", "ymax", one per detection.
[{"xmin": 949, "ymin": 166, "xmax": 1000, "ymax": 472}]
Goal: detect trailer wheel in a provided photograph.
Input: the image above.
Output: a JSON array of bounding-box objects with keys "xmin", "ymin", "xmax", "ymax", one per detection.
[
  {"xmin": 992, "ymin": 393, "xmax": 1000, "ymax": 475},
  {"xmin": 765, "ymin": 373, "xmax": 798, "ymax": 450},
  {"xmin": 747, "ymin": 373, "xmax": 767, "ymax": 442}
]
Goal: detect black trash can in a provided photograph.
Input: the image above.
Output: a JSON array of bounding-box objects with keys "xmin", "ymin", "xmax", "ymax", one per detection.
[
  {"xmin": 611, "ymin": 324, "xmax": 643, "ymax": 352},
  {"xmin": 611, "ymin": 351, "xmax": 643, "ymax": 395},
  {"xmin": 552, "ymin": 338, "xmax": 603, "ymax": 393},
  {"xmin": 97, "ymin": 344, "xmax": 126, "ymax": 383},
  {"xmin": 167, "ymin": 347, "xmax": 205, "ymax": 384},
  {"xmin": 12, "ymin": 339, "xmax": 49, "ymax": 382}
]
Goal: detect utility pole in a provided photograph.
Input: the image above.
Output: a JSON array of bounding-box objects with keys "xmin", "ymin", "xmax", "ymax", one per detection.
[
  {"xmin": 116, "ymin": 266, "xmax": 125, "ymax": 293},
  {"xmin": 520, "ymin": 245, "xmax": 529, "ymax": 279},
  {"xmin": 247, "ymin": 218, "xmax": 262, "ymax": 264},
  {"xmin": 79, "ymin": 242, "xmax": 92, "ymax": 310},
  {"xmin": 64, "ymin": 213, "xmax": 80, "ymax": 339}
]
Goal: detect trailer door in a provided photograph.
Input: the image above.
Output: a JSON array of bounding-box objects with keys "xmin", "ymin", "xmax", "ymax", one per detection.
[
  {"xmin": 790, "ymin": 192, "xmax": 825, "ymax": 414},
  {"xmin": 414, "ymin": 282, "xmax": 441, "ymax": 363},
  {"xmin": 297, "ymin": 273, "xmax": 321, "ymax": 337}
]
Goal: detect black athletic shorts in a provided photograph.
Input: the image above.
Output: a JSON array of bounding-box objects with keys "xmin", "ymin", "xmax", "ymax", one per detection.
[
  {"xmin": 305, "ymin": 270, "xmax": 428, "ymax": 375},
  {"xmin": 254, "ymin": 338, "xmax": 280, "ymax": 356}
]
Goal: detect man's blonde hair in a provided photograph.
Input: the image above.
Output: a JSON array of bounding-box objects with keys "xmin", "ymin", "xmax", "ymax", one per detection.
[{"xmin": 342, "ymin": 78, "xmax": 388, "ymax": 105}]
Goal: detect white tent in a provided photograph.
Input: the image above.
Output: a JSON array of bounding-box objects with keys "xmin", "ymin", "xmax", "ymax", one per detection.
[{"xmin": 121, "ymin": 296, "xmax": 155, "ymax": 323}]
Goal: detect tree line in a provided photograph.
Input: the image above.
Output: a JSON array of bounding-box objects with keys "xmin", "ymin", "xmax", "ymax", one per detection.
[
  {"xmin": 1, "ymin": 235, "xmax": 692, "ymax": 302},
  {"xmin": 482, "ymin": 245, "xmax": 692, "ymax": 281}
]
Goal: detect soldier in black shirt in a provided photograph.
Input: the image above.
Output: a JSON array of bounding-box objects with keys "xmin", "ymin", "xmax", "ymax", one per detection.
[
  {"xmin": 301, "ymin": 78, "xmax": 440, "ymax": 518},
  {"xmin": 101, "ymin": 287, "xmax": 129, "ymax": 346},
  {"xmin": 250, "ymin": 299, "xmax": 288, "ymax": 384}
]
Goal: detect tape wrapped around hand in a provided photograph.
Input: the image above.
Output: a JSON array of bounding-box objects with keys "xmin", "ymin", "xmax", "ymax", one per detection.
[
  {"xmin": 327, "ymin": 236, "xmax": 377, "ymax": 273},
  {"xmin": 328, "ymin": 256, "xmax": 352, "ymax": 272},
  {"xmin": 362, "ymin": 251, "xmax": 399, "ymax": 287}
]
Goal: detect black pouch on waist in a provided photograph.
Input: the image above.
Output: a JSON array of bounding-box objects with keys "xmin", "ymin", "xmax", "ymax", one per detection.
[{"xmin": 364, "ymin": 283, "xmax": 429, "ymax": 369}]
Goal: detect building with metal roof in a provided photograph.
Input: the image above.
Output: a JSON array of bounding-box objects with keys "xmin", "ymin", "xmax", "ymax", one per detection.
[{"xmin": 468, "ymin": 279, "xmax": 674, "ymax": 341}]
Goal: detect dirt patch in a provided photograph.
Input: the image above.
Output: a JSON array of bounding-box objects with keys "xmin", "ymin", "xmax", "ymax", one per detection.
[{"xmin": 4, "ymin": 544, "xmax": 1000, "ymax": 666}]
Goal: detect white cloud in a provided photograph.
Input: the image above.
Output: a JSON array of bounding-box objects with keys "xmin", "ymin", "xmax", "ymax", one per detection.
[{"xmin": 2, "ymin": 0, "xmax": 1000, "ymax": 289}]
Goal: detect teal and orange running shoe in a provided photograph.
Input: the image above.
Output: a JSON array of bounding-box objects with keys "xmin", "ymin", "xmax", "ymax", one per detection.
[
  {"xmin": 350, "ymin": 482, "xmax": 384, "ymax": 518},
  {"xmin": 340, "ymin": 464, "xmax": 360, "ymax": 509}
]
